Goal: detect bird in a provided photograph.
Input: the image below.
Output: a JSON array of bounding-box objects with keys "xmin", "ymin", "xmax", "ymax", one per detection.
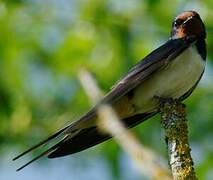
[{"xmin": 13, "ymin": 10, "xmax": 206, "ymax": 171}]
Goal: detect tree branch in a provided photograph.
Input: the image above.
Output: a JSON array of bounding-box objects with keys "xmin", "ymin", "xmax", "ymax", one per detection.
[
  {"xmin": 79, "ymin": 69, "xmax": 172, "ymax": 180},
  {"xmin": 159, "ymin": 99, "xmax": 197, "ymax": 180}
]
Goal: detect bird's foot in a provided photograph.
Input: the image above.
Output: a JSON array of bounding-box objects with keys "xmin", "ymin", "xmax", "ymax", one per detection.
[
  {"xmin": 154, "ymin": 95, "xmax": 186, "ymax": 120},
  {"xmin": 154, "ymin": 95, "xmax": 176, "ymax": 105},
  {"xmin": 154, "ymin": 95, "xmax": 185, "ymax": 110}
]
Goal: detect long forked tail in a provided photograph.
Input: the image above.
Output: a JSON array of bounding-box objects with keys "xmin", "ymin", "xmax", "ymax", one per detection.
[
  {"xmin": 13, "ymin": 125, "xmax": 70, "ymax": 161},
  {"xmin": 15, "ymin": 137, "xmax": 68, "ymax": 171},
  {"xmin": 13, "ymin": 112, "xmax": 157, "ymax": 171},
  {"xmin": 13, "ymin": 126, "xmax": 109, "ymax": 172},
  {"xmin": 12, "ymin": 123, "xmax": 73, "ymax": 171}
]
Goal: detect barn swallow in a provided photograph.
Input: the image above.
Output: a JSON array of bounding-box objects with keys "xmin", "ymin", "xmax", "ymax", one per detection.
[{"xmin": 13, "ymin": 11, "xmax": 206, "ymax": 171}]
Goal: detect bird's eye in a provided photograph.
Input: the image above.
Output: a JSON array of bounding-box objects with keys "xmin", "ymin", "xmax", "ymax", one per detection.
[{"xmin": 174, "ymin": 19, "xmax": 184, "ymax": 27}]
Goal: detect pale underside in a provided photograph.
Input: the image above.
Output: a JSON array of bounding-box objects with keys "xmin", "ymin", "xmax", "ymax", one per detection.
[{"xmin": 113, "ymin": 46, "xmax": 205, "ymax": 118}]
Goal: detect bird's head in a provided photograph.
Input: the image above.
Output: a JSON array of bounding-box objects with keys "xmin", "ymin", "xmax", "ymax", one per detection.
[{"xmin": 171, "ymin": 11, "xmax": 206, "ymax": 40}]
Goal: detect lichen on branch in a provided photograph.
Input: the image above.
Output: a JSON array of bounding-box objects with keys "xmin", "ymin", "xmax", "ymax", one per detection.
[{"xmin": 159, "ymin": 99, "xmax": 197, "ymax": 180}]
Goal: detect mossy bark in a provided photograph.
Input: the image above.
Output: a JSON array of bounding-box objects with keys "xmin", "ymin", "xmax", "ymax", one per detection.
[{"xmin": 159, "ymin": 99, "xmax": 197, "ymax": 180}]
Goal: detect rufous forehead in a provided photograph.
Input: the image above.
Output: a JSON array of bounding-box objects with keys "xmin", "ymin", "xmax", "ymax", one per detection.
[{"xmin": 176, "ymin": 11, "xmax": 197, "ymax": 21}]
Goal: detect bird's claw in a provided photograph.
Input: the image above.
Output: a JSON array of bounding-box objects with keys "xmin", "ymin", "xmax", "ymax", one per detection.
[{"xmin": 154, "ymin": 95, "xmax": 176, "ymax": 105}]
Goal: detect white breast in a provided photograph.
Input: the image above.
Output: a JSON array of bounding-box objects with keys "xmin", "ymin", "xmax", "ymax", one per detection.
[{"xmin": 133, "ymin": 46, "xmax": 205, "ymax": 113}]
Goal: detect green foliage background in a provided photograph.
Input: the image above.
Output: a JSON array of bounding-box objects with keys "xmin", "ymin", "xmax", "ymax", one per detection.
[{"xmin": 0, "ymin": 0, "xmax": 212, "ymax": 179}]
